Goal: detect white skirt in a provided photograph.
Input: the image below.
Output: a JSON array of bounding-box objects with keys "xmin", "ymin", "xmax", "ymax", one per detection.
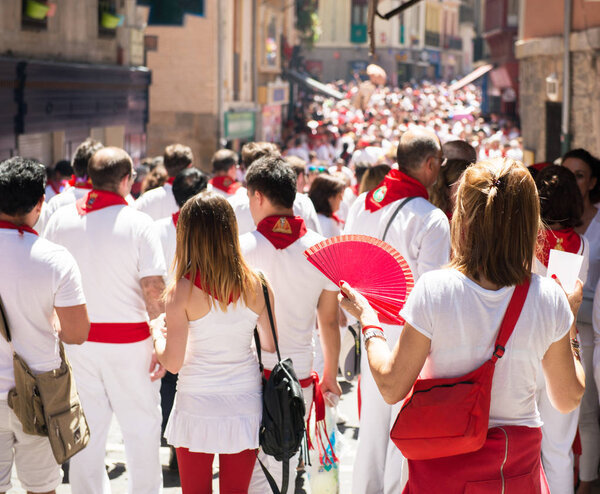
[{"xmin": 165, "ymin": 391, "xmax": 262, "ymax": 454}]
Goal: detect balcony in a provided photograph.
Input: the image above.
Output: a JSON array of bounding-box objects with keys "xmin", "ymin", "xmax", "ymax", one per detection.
[
  {"xmin": 425, "ymin": 31, "xmax": 440, "ymax": 47},
  {"xmin": 444, "ymin": 36, "xmax": 463, "ymax": 50}
]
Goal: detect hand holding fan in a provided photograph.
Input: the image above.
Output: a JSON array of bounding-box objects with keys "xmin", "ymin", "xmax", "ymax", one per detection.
[{"xmin": 304, "ymin": 235, "xmax": 414, "ymax": 325}]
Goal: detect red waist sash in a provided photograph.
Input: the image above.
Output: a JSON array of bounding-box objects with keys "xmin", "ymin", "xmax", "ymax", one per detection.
[
  {"xmin": 403, "ymin": 426, "xmax": 549, "ymax": 494},
  {"xmin": 88, "ymin": 321, "xmax": 150, "ymax": 344}
]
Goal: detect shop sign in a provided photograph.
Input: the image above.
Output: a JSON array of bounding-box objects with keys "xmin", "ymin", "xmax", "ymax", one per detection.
[{"xmin": 224, "ymin": 111, "xmax": 255, "ymax": 140}]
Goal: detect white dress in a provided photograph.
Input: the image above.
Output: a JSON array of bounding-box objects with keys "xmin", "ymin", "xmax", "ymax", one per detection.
[{"xmin": 165, "ymin": 302, "xmax": 262, "ymax": 454}]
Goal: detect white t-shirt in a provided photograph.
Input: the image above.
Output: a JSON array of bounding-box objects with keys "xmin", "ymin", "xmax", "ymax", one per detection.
[
  {"xmin": 317, "ymin": 214, "xmax": 342, "ymax": 239},
  {"xmin": 239, "ymin": 229, "xmax": 338, "ymax": 378},
  {"xmin": 44, "ymin": 204, "xmax": 166, "ymax": 323},
  {"xmin": 401, "ymin": 269, "xmax": 573, "ymax": 428},
  {"xmin": 229, "ymin": 192, "xmax": 323, "ymax": 236},
  {"xmin": 155, "ymin": 215, "xmax": 177, "ymax": 284},
  {"xmin": 344, "ymin": 193, "xmax": 450, "ymax": 281},
  {"xmin": 211, "ymin": 185, "xmax": 247, "ymax": 199},
  {"xmin": 581, "ymin": 209, "xmax": 600, "ymax": 329},
  {"xmin": 134, "ymin": 183, "xmax": 178, "ymax": 221},
  {"xmin": 36, "ymin": 187, "xmax": 89, "ymax": 234},
  {"xmin": 0, "ymin": 229, "xmax": 86, "ymax": 398}
]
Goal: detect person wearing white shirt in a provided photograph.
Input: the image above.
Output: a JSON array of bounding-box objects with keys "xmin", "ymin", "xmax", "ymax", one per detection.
[
  {"xmin": 208, "ymin": 149, "xmax": 245, "ymax": 198},
  {"xmin": 344, "ymin": 128, "xmax": 450, "ymax": 494},
  {"xmin": 45, "ymin": 148, "xmax": 167, "ymax": 494},
  {"xmin": 0, "ymin": 157, "xmax": 90, "ymax": 494},
  {"xmin": 239, "ymin": 155, "xmax": 341, "ymax": 493},
  {"xmin": 135, "ymin": 143, "xmax": 193, "ymax": 220},
  {"xmin": 285, "ymin": 137, "xmax": 310, "ymax": 163}
]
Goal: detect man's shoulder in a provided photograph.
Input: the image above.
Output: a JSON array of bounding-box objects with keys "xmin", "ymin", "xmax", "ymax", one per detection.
[{"xmin": 135, "ymin": 185, "xmax": 169, "ymax": 205}]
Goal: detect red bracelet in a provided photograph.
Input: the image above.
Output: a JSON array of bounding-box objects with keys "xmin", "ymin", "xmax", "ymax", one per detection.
[{"xmin": 362, "ymin": 324, "xmax": 383, "ymax": 335}]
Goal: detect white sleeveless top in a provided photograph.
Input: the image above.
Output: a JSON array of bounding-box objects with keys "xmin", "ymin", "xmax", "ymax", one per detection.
[{"xmin": 165, "ymin": 302, "xmax": 262, "ymax": 454}]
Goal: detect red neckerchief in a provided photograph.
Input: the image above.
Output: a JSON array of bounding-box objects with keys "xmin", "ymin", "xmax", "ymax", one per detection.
[
  {"xmin": 537, "ymin": 228, "xmax": 582, "ymax": 267},
  {"xmin": 67, "ymin": 175, "xmax": 93, "ymax": 189},
  {"xmin": 184, "ymin": 272, "xmax": 235, "ymax": 304},
  {"xmin": 0, "ymin": 220, "xmax": 38, "ymax": 236},
  {"xmin": 172, "ymin": 211, "xmax": 180, "ymax": 227},
  {"xmin": 48, "ymin": 181, "xmax": 61, "ymax": 195},
  {"xmin": 331, "ymin": 212, "xmax": 345, "ymax": 226},
  {"xmin": 76, "ymin": 189, "xmax": 128, "ymax": 216},
  {"xmin": 365, "ymin": 169, "xmax": 428, "ymax": 212},
  {"xmin": 209, "ymin": 176, "xmax": 242, "ymax": 195},
  {"xmin": 257, "ymin": 215, "xmax": 307, "ymax": 249},
  {"xmin": 167, "ymin": 177, "xmax": 176, "ymax": 185}
]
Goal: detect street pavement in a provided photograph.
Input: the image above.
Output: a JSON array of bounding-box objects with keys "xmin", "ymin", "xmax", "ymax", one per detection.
[{"xmin": 9, "ymin": 379, "xmax": 359, "ymax": 494}]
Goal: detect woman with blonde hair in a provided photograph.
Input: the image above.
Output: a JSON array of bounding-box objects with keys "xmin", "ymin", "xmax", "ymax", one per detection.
[
  {"xmin": 151, "ymin": 192, "xmax": 276, "ymax": 494},
  {"xmin": 340, "ymin": 158, "xmax": 585, "ymax": 492}
]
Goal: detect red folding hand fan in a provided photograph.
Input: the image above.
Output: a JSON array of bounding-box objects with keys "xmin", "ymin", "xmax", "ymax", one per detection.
[{"xmin": 304, "ymin": 234, "xmax": 414, "ymax": 325}]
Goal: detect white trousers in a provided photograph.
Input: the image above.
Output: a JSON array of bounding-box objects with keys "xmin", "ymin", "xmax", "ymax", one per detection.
[
  {"xmin": 352, "ymin": 325, "xmax": 405, "ymax": 494},
  {"xmin": 248, "ymin": 385, "xmax": 314, "ymax": 494},
  {"xmin": 66, "ymin": 339, "xmax": 163, "ymax": 494},
  {"xmin": 579, "ymin": 340, "xmax": 600, "ymax": 481},
  {"xmin": 537, "ymin": 376, "xmax": 579, "ymax": 494}
]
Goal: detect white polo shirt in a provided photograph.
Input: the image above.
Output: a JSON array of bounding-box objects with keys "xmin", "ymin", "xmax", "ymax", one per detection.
[
  {"xmin": 134, "ymin": 183, "xmax": 178, "ymax": 220},
  {"xmin": 0, "ymin": 229, "xmax": 86, "ymax": 399},
  {"xmin": 44, "ymin": 204, "xmax": 166, "ymax": 324},
  {"xmin": 36, "ymin": 187, "xmax": 89, "ymax": 234},
  {"xmin": 155, "ymin": 215, "xmax": 177, "ymax": 284},
  {"xmin": 344, "ymin": 193, "xmax": 450, "ymax": 281},
  {"xmin": 239, "ymin": 229, "xmax": 338, "ymax": 378},
  {"xmin": 229, "ymin": 192, "xmax": 323, "ymax": 235}
]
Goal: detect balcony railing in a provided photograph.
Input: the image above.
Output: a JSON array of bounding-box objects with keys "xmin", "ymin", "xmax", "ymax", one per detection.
[
  {"xmin": 445, "ymin": 36, "xmax": 463, "ymax": 50},
  {"xmin": 425, "ymin": 31, "xmax": 440, "ymax": 47},
  {"xmin": 459, "ymin": 4, "xmax": 474, "ymax": 24}
]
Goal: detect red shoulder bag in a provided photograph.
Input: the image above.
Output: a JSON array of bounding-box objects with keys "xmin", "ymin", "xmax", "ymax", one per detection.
[{"xmin": 390, "ymin": 279, "xmax": 531, "ymax": 460}]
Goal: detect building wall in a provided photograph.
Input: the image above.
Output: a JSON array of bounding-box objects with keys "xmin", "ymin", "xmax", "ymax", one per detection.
[
  {"xmin": 145, "ymin": 2, "xmax": 218, "ymax": 169},
  {"xmin": 523, "ymin": 0, "xmax": 600, "ymax": 39}
]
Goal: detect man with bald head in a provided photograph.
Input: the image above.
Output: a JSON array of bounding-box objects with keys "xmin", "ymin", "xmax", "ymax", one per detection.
[
  {"xmin": 45, "ymin": 147, "xmax": 166, "ymax": 494},
  {"xmin": 344, "ymin": 128, "xmax": 451, "ymax": 494}
]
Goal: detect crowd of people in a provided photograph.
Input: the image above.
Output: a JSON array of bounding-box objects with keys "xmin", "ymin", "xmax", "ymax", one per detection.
[{"xmin": 1, "ymin": 74, "xmax": 600, "ymax": 494}]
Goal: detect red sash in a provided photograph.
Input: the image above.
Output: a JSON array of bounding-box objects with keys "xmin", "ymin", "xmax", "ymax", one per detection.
[
  {"xmin": 76, "ymin": 189, "xmax": 128, "ymax": 215},
  {"xmin": 172, "ymin": 211, "xmax": 180, "ymax": 227},
  {"xmin": 404, "ymin": 426, "xmax": 549, "ymax": 494},
  {"xmin": 87, "ymin": 322, "xmax": 150, "ymax": 344},
  {"xmin": 209, "ymin": 176, "xmax": 242, "ymax": 195},
  {"xmin": 67, "ymin": 175, "xmax": 93, "ymax": 189},
  {"xmin": 256, "ymin": 215, "xmax": 307, "ymax": 249},
  {"xmin": 537, "ymin": 228, "xmax": 582, "ymax": 267},
  {"xmin": 0, "ymin": 220, "xmax": 38, "ymax": 236},
  {"xmin": 365, "ymin": 169, "xmax": 428, "ymax": 212}
]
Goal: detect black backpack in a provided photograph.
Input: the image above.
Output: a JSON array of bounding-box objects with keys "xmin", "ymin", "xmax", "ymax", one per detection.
[{"xmin": 254, "ymin": 276, "xmax": 306, "ymax": 494}]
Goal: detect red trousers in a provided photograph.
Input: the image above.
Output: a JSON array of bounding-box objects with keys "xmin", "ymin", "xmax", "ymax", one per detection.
[
  {"xmin": 403, "ymin": 426, "xmax": 550, "ymax": 494},
  {"xmin": 176, "ymin": 448, "xmax": 257, "ymax": 494}
]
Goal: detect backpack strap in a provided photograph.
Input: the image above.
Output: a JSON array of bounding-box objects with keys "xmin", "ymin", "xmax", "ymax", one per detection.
[
  {"xmin": 0, "ymin": 294, "xmax": 12, "ymax": 343},
  {"xmin": 491, "ymin": 279, "xmax": 531, "ymax": 363},
  {"xmin": 255, "ymin": 454, "xmax": 289, "ymax": 494},
  {"xmin": 253, "ymin": 272, "xmax": 282, "ymax": 364},
  {"xmin": 382, "ymin": 196, "xmax": 417, "ymax": 242}
]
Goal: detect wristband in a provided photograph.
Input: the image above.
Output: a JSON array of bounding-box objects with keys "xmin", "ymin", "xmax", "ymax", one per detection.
[
  {"xmin": 363, "ymin": 328, "xmax": 386, "ymax": 343},
  {"xmin": 361, "ymin": 324, "xmax": 383, "ymax": 335}
]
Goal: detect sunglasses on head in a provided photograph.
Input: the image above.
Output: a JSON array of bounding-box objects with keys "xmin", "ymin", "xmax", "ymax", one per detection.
[{"xmin": 308, "ymin": 166, "xmax": 327, "ymax": 173}]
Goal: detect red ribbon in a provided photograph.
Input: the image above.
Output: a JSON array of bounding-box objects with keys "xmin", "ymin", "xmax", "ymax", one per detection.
[
  {"xmin": 365, "ymin": 169, "xmax": 428, "ymax": 212},
  {"xmin": 76, "ymin": 189, "xmax": 128, "ymax": 216},
  {"xmin": 256, "ymin": 215, "xmax": 307, "ymax": 249},
  {"xmin": 537, "ymin": 228, "xmax": 582, "ymax": 267},
  {"xmin": 87, "ymin": 322, "xmax": 150, "ymax": 343},
  {"xmin": 209, "ymin": 176, "xmax": 242, "ymax": 195},
  {"xmin": 172, "ymin": 211, "xmax": 180, "ymax": 227},
  {"xmin": 0, "ymin": 220, "xmax": 38, "ymax": 236}
]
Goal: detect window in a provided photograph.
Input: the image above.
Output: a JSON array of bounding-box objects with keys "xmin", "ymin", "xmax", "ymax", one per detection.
[
  {"xmin": 350, "ymin": 0, "xmax": 368, "ymax": 44},
  {"xmin": 22, "ymin": 0, "xmax": 49, "ymax": 30},
  {"xmin": 98, "ymin": 0, "xmax": 120, "ymax": 37}
]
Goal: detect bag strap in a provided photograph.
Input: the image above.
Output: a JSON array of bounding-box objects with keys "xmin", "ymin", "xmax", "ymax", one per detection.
[
  {"xmin": 256, "ymin": 454, "xmax": 289, "ymax": 494},
  {"xmin": 253, "ymin": 272, "xmax": 282, "ymax": 365},
  {"xmin": 382, "ymin": 196, "xmax": 417, "ymax": 242},
  {"xmin": 0, "ymin": 295, "xmax": 11, "ymax": 343},
  {"xmin": 491, "ymin": 279, "xmax": 531, "ymax": 363}
]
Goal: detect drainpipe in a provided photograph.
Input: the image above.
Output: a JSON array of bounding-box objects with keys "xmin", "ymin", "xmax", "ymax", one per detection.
[
  {"xmin": 217, "ymin": 0, "xmax": 225, "ymax": 147},
  {"xmin": 561, "ymin": 0, "xmax": 572, "ymax": 155}
]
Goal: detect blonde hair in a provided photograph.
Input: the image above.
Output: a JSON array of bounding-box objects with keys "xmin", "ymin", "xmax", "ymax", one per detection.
[
  {"xmin": 172, "ymin": 192, "xmax": 259, "ymax": 311},
  {"xmin": 359, "ymin": 164, "xmax": 391, "ymax": 194},
  {"xmin": 450, "ymin": 158, "xmax": 541, "ymax": 287}
]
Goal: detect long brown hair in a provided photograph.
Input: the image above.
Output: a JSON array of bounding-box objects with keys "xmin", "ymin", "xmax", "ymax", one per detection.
[
  {"xmin": 450, "ymin": 158, "xmax": 540, "ymax": 287},
  {"xmin": 173, "ymin": 192, "xmax": 259, "ymax": 311}
]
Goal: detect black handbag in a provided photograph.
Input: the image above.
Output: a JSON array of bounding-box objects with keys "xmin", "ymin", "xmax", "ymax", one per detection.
[{"xmin": 254, "ymin": 275, "xmax": 306, "ymax": 494}]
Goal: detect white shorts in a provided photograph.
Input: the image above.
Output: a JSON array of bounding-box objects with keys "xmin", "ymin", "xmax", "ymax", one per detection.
[{"xmin": 0, "ymin": 399, "xmax": 62, "ymax": 493}]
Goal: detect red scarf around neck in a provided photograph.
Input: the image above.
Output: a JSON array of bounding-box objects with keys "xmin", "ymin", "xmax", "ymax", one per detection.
[
  {"xmin": 331, "ymin": 212, "xmax": 345, "ymax": 226},
  {"xmin": 257, "ymin": 215, "xmax": 307, "ymax": 249},
  {"xmin": 76, "ymin": 190, "xmax": 128, "ymax": 216},
  {"xmin": 67, "ymin": 175, "xmax": 93, "ymax": 189},
  {"xmin": 209, "ymin": 176, "xmax": 242, "ymax": 195},
  {"xmin": 365, "ymin": 169, "xmax": 428, "ymax": 212},
  {"xmin": 0, "ymin": 220, "xmax": 38, "ymax": 236},
  {"xmin": 166, "ymin": 177, "xmax": 176, "ymax": 185},
  {"xmin": 172, "ymin": 211, "xmax": 180, "ymax": 227},
  {"xmin": 184, "ymin": 271, "xmax": 235, "ymax": 304},
  {"xmin": 537, "ymin": 228, "xmax": 582, "ymax": 267}
]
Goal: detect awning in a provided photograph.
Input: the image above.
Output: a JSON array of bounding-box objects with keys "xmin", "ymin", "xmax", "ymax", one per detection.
[
  {"xmin": 489, "ymin": 66, "xmax": 514, "ymax": 89},
  {"xmin": 284, "ymin": 69, "xmax": 344, "ymax": 100},
  {"xmin": 448, "ymin": 63, "xmax": 493, "ymax": 91}
]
